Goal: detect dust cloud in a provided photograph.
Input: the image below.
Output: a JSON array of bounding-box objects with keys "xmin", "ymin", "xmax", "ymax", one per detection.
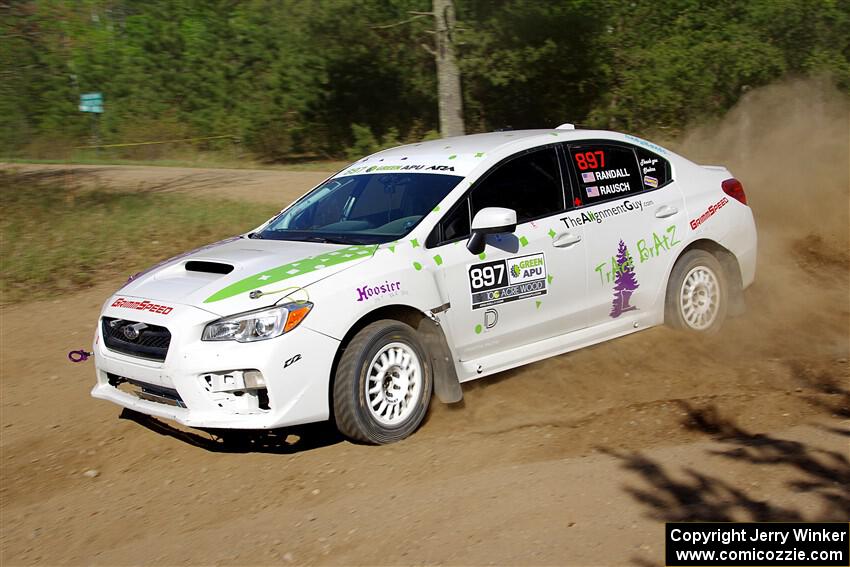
[
  {"xmin": 677, "ymin": 77, "xmax": 849, "ymax": 250},
  {"xmin": 673, "ymin": 78, "xmax": 849, "ymax": 360}
]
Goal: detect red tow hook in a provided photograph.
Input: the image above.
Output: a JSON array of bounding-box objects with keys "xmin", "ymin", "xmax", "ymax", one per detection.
[{"xmin": 68, "ymin": 350, "xmax": 93, "ymax": 363}]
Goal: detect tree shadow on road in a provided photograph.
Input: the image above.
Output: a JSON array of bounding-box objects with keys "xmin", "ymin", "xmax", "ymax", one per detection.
[
  {"xmin": 601, "ymin": 402, "xmax": 850, "ymax": 524},
  {"xmin": 119, "ymin": 408, "xmax": 344, "ymax": 454}
]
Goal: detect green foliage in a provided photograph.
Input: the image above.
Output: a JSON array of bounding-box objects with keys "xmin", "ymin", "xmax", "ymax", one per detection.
[
  {"xmin": 346, "ymin": 124, "xmax": 380, "ymax": 160},
  {"xmin": 345, "ymin": 125, "xmax": 408, "ymax": 159},
  {"xmin": 585, "ymin": 0, "xmax": 849, "ymax": 133},
  {"xmin": 0, "ymin": 170, "xmax": 276, "ymax": 303},
  {"xmin": 1, "ymin": 0, "xmax": 847, "ymax": 159}
]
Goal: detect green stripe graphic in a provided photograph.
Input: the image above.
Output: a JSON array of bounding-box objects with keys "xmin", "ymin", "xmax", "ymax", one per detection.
[{"xmin": 204, "ymin": 245, "xmax": 377, "ymax": 303}]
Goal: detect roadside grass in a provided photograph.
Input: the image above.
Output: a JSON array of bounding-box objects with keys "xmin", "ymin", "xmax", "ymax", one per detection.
[{"xmin": 0, "ymin": 170, "xmax": 278, "ymax": 305}]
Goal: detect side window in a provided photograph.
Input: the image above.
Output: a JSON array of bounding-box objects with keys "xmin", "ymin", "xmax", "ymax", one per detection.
[
  {"xmin": 470, "ymin": 147, "xmax": 564, "ymax": 223},
  {"xmin": 440, "ymin": 199, "xmax": 470, "ymax": 242},
  {"xmin": 429, "ymin": 146, "xmax": 565, "ymax": 246},
  {"xmin": 634, "ymin": 147, "xmax": 672, "ymax": 190},
  {"xmin": 568, "ymin": 144, "xmax": 642, "ymax": 206}
]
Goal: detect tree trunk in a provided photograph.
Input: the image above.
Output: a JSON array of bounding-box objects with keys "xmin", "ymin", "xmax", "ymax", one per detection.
[{"xmin": 432, "ymin": 0, "xmax": 464, "ymax": 137}]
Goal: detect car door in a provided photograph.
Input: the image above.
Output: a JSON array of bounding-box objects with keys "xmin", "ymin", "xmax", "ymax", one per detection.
[
  {"xmin": 562, "ymin": 141, "xmax": 685, "ymax": 327},
  {"xmin": 426, "ymin": 145, "xmax": 588, "ymax": 362}
]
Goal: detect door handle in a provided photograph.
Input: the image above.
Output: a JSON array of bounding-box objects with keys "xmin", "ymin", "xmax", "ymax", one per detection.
[
  {"xmin": 655, "ymin": 205, "xmax": 679, "ymax": 218},
  {"xmin": 553, "ymin": 232, "xmax": 582, "ymax": 248}
]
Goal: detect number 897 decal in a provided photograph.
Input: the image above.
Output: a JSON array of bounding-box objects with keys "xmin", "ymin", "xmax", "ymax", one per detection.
[{"xmin": 468, "ymin": 253, "xmax": 547, "ymax": 309}]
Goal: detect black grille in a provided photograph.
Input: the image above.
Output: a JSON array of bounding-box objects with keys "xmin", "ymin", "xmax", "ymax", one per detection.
[{"xmin": 101, "ymin": 317, "xmax": 171, "ymax": 361}]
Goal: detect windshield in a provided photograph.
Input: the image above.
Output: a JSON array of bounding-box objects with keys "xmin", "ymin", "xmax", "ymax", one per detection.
[{"xmin": 256, "ymin": 173, "xmax": 463, "ymax": 244}]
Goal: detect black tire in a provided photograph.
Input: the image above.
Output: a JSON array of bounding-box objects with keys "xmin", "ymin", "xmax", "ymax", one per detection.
[
  {"xmin": 665, "ymin": 249, "xmax": 728, "ymax": 333},
  {"xmin": 333, "ymin": 320, "xmax": 433, "ymax": 444}
]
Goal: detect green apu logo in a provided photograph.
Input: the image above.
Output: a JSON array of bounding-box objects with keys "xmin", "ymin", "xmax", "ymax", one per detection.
[{"xmin": 509, "ymin": 256, "xmax": 545, "ymax": 280}]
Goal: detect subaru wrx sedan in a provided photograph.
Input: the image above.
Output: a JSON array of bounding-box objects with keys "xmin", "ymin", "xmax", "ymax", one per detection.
[{"xmin": 91, "ymin": 126, "xmax": 756, "ymax": 444}]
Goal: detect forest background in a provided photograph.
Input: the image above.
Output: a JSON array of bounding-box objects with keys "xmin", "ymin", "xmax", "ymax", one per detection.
[{"xmin": 2, "ymin": 0, "xmax": 848, "ymax": 162}]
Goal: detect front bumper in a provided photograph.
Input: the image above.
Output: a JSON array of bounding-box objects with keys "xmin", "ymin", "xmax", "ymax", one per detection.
[{"xmin": 91, "ymin": 300, "xmax": 339, "ymax": 429}]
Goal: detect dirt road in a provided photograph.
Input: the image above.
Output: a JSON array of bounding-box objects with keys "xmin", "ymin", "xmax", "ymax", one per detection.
[
  {"xmin": 1, "ymin": 80, "xmax": 848, "ymax": 565},
  {"xmin": 0, "ymin": 162, "xmax": 331, "ymax": 205}
]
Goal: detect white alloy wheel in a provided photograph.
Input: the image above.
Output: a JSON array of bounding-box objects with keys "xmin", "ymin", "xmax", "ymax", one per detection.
[
  {"xmin": 679, "ymin": 265, "xmax": 721, "ymax": 330},
  {"xmin": 334, "ymin": 320, "xmax": 433, "ymax": 444},
  {"xmin": 365, "ymin": 341, "xmax": 423, "ymax": 426},
  {"xmin": 665, "ymin": 250, "xmax": 729, "ymax": 334}
]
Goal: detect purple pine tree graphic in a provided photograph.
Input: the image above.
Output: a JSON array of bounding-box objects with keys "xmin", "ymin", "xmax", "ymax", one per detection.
[{"xmin": 610, "ymin": 239, "xmax": 639, "ymax": 318}]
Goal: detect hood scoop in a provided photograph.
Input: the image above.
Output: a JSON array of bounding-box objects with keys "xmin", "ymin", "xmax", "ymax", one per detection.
[{"xmin": 185, "ymin": 261, "xmax": 234, "ymax": 275}]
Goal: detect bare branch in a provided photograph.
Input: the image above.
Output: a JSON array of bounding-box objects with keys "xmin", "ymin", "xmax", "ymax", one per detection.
[
  {"xmin": 370, "ymin": 14, "xmax": 427, "ymax": 29},
  {"xmin": 408, "ymin": 10, "xmax": 434, "ymax": 15},
  {"xmin": 420, "ymin": 42, "xmax": 436, "ymax": 56}
]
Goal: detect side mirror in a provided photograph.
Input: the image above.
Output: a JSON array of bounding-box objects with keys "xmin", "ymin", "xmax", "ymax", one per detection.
[{"xmin": 466, "ymin": 207, "xmax": 517, "ymax": 255}]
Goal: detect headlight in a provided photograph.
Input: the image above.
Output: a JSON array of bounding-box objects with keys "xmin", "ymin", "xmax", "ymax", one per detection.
[{"xmin": 202, "ymin": 302, "xmax": 313, "ymax": 343}]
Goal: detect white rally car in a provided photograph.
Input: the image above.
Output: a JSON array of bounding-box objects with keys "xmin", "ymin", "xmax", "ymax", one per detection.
[{"xmin": 91, "ymin": 126, "xmax": 756, "ymax": 444}]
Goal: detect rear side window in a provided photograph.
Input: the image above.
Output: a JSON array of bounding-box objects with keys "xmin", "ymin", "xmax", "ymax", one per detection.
[
  {"xmin": 567, "ymin": 144, "xmax": 642, "ymax": 206},
  {"xmin": 634, "ymin": 147, "xmax": 672, "ymax": 190}
]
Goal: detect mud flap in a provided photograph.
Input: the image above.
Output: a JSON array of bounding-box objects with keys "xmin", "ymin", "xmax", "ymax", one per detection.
[
  {"xmin": 716, "ymin": 248, "xmax": 746, "ymax": 317},
  {"xmin": 417, "ymin": 318, "xmax": 463, "ymax": 403}
]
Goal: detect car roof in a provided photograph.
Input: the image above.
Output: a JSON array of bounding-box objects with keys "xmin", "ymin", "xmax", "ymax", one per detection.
[
  {"xmin": 335, "ymin": 128, "xmax": 672, "ymax": 179},
  {"xmin": 372, "ymin": 129, "xmax": 602, "ymax": 159}
]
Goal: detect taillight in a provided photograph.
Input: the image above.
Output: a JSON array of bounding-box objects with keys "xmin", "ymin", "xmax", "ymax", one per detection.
[{"xmin": 721, "ymin": 178, "xmax": 747, "ymax": 205}]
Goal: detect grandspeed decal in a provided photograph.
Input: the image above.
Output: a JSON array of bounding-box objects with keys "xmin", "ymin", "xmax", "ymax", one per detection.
[
  {"xmin": 560, "ymin": 199, "xmax": 645, "ymax": 228},
  {"xmin": 690, "ymin": 197, "xmax": 728, "ymax": 230},
  {"xmin": 468, "ymin": 253, "xmax": 547, "ymax": 310},
  {"xmin": 111, "ymin": 298, "xmax": 174, "ymax": 315}
]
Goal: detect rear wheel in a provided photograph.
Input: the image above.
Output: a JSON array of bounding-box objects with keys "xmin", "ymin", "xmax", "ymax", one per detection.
[
  {"xmin": 665, "ymin": 250, "xmax": 728, "ymax": 333},
  {"xmin": 333, "ymin": 320, "xmax": 433, "ymax": 444}
]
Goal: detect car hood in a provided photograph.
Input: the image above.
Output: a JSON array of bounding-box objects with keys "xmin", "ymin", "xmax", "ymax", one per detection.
[{"xmin": 115, "ymin": 237, "xmax": 378, "ymax": 316}]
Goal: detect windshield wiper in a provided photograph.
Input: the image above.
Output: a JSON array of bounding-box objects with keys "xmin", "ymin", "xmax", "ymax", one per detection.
[
  {"xmin": 258, "ymin": 231, "xmax": 365, "ymax": 245},
  {"xmin": 299, "ymin": 235, "xmax": 359, "ymax": 245},
  {"xmin": 247, "ymin": 232, "xmax": 263, "ymax": 239}
]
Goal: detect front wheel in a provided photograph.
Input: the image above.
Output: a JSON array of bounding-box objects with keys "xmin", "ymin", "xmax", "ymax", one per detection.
[
  {"xmin": 665, "ymin": 250, "xmax": 728, "ymax": 333},
  {"xmin": 333, "ymin": 320, "xmax": 433, "ymax": 444}
]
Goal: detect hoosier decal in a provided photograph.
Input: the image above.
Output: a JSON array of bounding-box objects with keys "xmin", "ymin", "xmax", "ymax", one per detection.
[
  {"xmin": 356, "ymin": 280, "xmax": 401, "ymax": 302},
  {"xmin": 468, "ymin": 253, "xmax": 547, "ymax": 309}
]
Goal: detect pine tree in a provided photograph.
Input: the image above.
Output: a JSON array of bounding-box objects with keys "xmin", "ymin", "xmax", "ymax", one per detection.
[{"xmin": 610, "ymin": 239, "xmax": 639, "ymax": 318}]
